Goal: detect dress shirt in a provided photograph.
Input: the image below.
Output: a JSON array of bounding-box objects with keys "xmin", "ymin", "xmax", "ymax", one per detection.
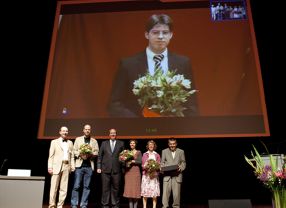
[{"xmin": 146, "ymin": 47, "xmax": 168, "ymax": 75}]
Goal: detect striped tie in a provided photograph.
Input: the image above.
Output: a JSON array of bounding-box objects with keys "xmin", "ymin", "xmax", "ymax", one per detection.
[{"xmin": 153, "ymin": 54, "xmax": 164, "ymax": 71}]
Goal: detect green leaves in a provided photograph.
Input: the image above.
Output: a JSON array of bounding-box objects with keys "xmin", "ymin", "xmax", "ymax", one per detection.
[
  {"xmin": 244, "ymin": 144, "xmax": 286, "ymax": 191},
  {"xmin": 132, "ymin": 69, "xmax": 196, "ymax": 117}
]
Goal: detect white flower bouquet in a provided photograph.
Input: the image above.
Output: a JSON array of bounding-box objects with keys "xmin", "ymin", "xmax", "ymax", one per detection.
[{"xmin": 132, "ymin": 69, "xmax": 197, "ymax": 117}]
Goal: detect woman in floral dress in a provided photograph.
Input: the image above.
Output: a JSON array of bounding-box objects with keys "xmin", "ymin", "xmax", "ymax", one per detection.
[
  {"xmin": 123, "ymin": 140, "xmax": 142, "ymax": 208},
  {"xmin": 141, "ymin": 140, "xmax": 161, "ymax": 208}
]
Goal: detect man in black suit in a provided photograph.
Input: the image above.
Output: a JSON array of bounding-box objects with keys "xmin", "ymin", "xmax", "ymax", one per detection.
[
  {"xmin": 97, "ymin": 129, "xmax": 124, "ymax": 208},
  {"xmin": 108, "ymin": 14, "xmax": 198, "ymax": 117}
]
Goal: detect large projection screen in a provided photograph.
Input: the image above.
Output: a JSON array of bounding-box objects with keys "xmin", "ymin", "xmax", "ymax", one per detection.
[{"xmin": 38, "ymin": 0, "xmax": 270, "ymax": 139}]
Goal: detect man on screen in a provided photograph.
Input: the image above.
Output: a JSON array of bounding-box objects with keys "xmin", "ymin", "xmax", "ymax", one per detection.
[{"xmin": 108, "ymin": 14, "xmax": 198, "ymax": 117}]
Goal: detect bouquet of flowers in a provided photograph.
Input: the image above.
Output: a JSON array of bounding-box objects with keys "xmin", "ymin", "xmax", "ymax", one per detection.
[
  {"xmin": 132, "ymin": 69, "xmax": 197, "ymax": 117},
  {"xmin": 244, "ymin": 145, "xmax": 286, "ymax": 208},
  {"xmin": 119, "ymin": 150, "xmax": 134, "ymax": 167},
  {"xmin": 145, "ymin": 159, "xmax": 160, "ymax": 179},
  {"xmin": 79, "ymin": 143, "xmax": 93, "ymax": 160}
]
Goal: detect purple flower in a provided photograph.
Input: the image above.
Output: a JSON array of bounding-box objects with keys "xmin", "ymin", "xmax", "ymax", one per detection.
[
  {"xmin": 264, "ymin": 165, "xmax": 272, "ymax": 172},
  {"xmin": 258, "ymin": 172, "xmax": 269, "ymax": 182}
]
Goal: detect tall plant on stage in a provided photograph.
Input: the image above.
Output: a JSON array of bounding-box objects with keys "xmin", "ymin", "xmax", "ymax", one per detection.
[{"xmin": 244, "ymin": 144, "xmax": 286, "ymax": 208}]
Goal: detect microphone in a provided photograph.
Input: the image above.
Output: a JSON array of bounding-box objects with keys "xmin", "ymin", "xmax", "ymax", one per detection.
[{"xmin": 0, "ymin": 159, "xmax": 8, "ymax": 175}]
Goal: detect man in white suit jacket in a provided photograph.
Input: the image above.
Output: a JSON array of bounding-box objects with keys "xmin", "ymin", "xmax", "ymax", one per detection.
[
  {"xmin": 71, "ymin": 124, "xmax": 99, "ymax": 208},
  {"xmin": 161, "ymin": 138, "xmax": 186, "ymax": 208},
  {"xmin": 48, "ymin": 126, "xmax": 75, "ymax": 208}
]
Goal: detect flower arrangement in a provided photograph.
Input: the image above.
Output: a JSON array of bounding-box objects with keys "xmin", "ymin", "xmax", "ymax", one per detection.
[
  {"xmin": 132, "ymin": 69, "xmax": 197, "ymax": 117},
  {"xmin": 119, "ymin": 150, "xmax": 135, "ymax": 168},
  {"xmin": 244, "ymin": 145, "xmax": 286, "ymax": 208},
  {"xmin": 79, "ymin": 143, "xmax": 93, "ymax": 160},
  {"xmin": 145, "ymin": 159, "xmax": 160, "ymax": 179},
  {"xmin": 119, "ymin": 150, "xmax": 134, "ymax": 162}
]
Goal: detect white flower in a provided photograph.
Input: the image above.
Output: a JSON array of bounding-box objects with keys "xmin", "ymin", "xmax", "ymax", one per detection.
[
  {"xmin": 182, "ymin": 79, "xmax": 191, "ymax": 88},
  {"xmin": 132, "ymin": 69, "xmax": 197, "ymax": 117},
  {"xmin": 132, "ymin": 89, "xmax": 139, "ymax": 95},
  {"xmin": 156, "ymin": 90, "xmax": 164, "ymax": 97}
]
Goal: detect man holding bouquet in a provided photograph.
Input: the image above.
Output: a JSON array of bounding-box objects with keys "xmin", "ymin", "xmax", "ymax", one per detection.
[
  {"xmin": 71, "ymin": 124, "xmax": 99, "ymax": 208},
  {"xmin": 108, "ymin": 13, "xmax": 198, "ymax": 117},
  {"xmin": 161, "ymin": 138, "xmax": 186, "ymax": 208}
]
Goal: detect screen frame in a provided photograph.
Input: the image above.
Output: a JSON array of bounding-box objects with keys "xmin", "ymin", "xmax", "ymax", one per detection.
[{"xmin": 38, "ymin": 0, "xmax": 270, "ymax": 139}]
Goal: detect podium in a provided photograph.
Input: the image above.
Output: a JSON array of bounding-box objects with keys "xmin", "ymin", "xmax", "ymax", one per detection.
[
  {"xmin": 261, "ymin": 154, "xmax": 285, "ymax": 169},
  {"xmin": 0, "ymin": 175, "xmax": 45, "ymax": 208}
]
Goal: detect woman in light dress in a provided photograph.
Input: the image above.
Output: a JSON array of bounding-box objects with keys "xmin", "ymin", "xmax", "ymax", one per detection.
[{"xmin": 141, "ymin": 140, "xmax": 161, "ymax": 208}]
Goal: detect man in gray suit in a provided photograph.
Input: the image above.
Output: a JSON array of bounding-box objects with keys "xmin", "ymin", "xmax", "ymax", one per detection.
[
  {"xmin": 97, "ymin": 128, "xmax": 125, "ymax": 208},
  {"xmin": 161, "ymin": 138, "xmax": 186, "ymax": 208}
]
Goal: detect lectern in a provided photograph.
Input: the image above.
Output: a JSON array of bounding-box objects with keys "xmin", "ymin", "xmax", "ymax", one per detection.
[
  {"xmin": 0, "ymin": 175, "xmax": 45, "ymax": 208},
  {"xmin": 261, "ymin": 154, "xmax": 285, "ymax": 169}
]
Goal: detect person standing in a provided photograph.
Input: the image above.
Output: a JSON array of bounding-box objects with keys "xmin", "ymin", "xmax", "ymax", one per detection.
[
  {"xmin": 123, "ymin": 140, "xmax": 142, "ymax": 208},
  {"xmin": 108, "ymin": 14, "xmax": 198, "ymax": 117},
  {"xmin": 71, "ymin": 124, "xmax": 99, "ymax": 208},
  {"xmin": 161, "ymin": 138, "xmax": 186, "ymax": 208},
  {"xmin": 48, "ymin": 126, "xmax": 75, "ymax": 208},
  {"xmin": 97, "ymin": 128, "xmax": 125, "ymax": 208},
  {"xmin": 141, "ymin": 140, "xmax": 161, "ymax": 208}
]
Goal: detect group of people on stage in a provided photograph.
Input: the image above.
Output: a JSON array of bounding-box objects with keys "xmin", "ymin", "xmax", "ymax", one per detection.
[{"xmin": 47, "ymin": 125, "xmax": 186, "ymax": 208}]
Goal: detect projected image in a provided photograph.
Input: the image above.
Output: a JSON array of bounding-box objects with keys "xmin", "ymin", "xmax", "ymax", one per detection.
[
  {"xmin": 38, "ymin": 0, "xmax": 269, "ymax": 139},
  {"xmin": 108, "ymin": 14, "xmax": 198, "ymax": 118},
  {"xmin": 210, "ymin": 0, "xmax": 247, "ymax": 21}
]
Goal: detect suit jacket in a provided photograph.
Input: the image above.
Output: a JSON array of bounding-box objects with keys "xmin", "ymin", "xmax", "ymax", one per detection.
[
  {"xmin": 161, "ymin": 148, "xmax": 186, "ymax": 183},
  {"xmin": 97, "ymin": 140, "xmax": 124, "ymax": 174},
  {"xmin": 73, "ymin": 136, "xmax": 99, "ymax": 170},
  {"xmin": 142, "ymin": 151, "xmax": 161, "ymax": 176},
  {"xmin": 48, "ymin": 138, "xmax": 74, "ymax": 174},
  {"xmin": 108, "ymin": 51, "xmax": 198, "ymax": 117}
]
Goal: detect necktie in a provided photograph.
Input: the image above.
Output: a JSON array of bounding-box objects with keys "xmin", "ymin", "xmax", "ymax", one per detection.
[
  {"xmin": 111, "ymin": 140, "xmax": 115, "ymax": 152},
  {"xmin": 153, "ymin": 54, "xmax": 164, "ymax": 71}
]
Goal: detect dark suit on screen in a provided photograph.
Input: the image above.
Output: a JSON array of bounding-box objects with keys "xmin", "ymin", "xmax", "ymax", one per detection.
[
  {"xmin": 108, "ymin": 51, "xmax": 198, "ymax": 117},
  {"xmin": 97, "ymin": 140, "xmax": 124, "ymax": 208}
]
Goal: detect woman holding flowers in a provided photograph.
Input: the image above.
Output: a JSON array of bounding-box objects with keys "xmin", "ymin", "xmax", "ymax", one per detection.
[
  {"xmin": 141, "ymin": 140, "xmax": 161, "ymax": 208},
  {"xmin": 123, "ymin": 140, "xmax": 142, "ymax": 208}
]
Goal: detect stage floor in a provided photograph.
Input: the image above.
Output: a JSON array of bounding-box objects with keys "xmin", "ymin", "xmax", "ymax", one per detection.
[{"xmin": 42, "ymin": 204, "xmax": 272, "ymax": 208}]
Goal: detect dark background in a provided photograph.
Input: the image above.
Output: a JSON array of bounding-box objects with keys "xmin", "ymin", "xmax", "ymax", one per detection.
[{"xmin": 1, "ymin": 0, "xmax": 285, "ymax": 206}]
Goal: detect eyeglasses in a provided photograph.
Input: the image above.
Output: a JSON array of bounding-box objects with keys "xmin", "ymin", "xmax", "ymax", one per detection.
[{"xmin": 149, "ymin": 30, "xmax": 171, "ymax": 37}]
